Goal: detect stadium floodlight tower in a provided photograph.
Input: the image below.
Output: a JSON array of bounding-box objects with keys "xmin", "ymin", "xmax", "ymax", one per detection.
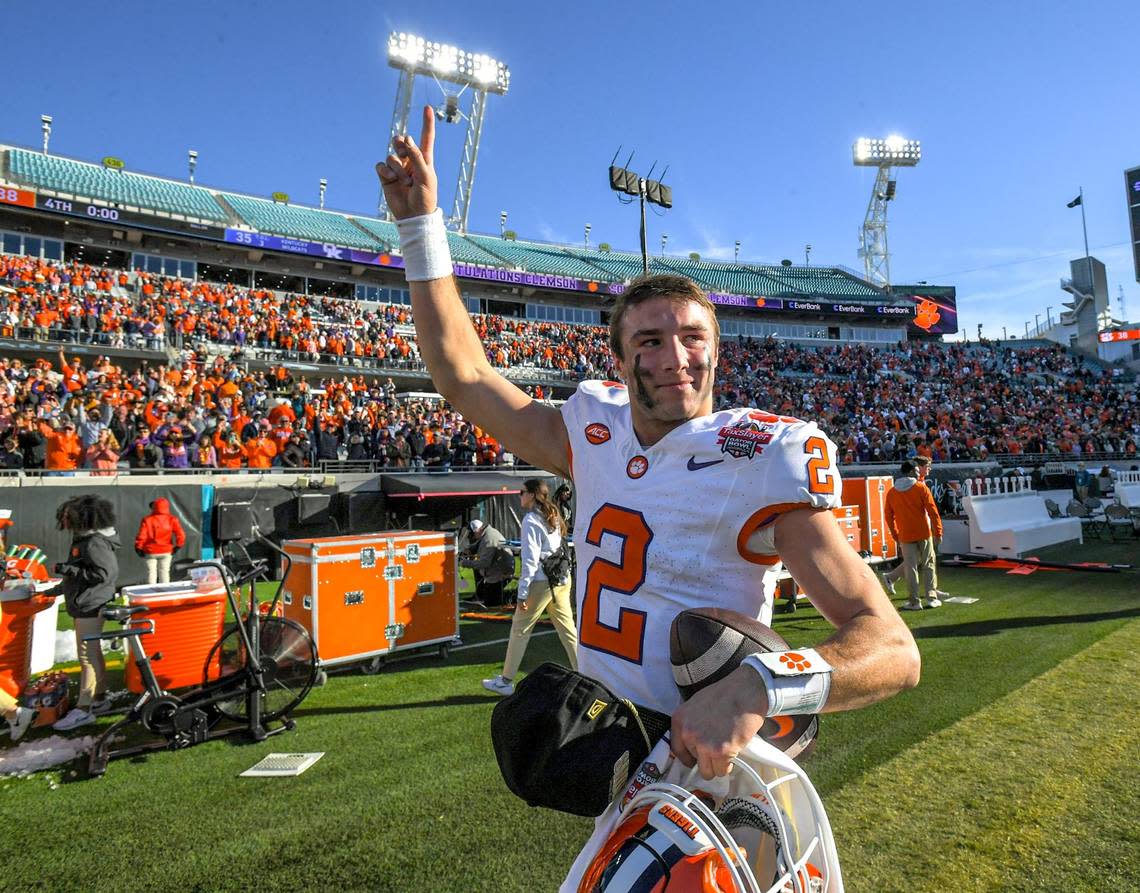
[
  {"xmin": 852, "ymin": 135, "xmax": 921, "ymax": 289},
  {"xmin": 380, "ymin": 32, "xmax": 510, "ymax": 232}
]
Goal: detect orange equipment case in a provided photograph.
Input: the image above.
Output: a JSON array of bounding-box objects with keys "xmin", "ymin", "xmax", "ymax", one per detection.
[
  {"xmin": 841, "ymin": 475, "xmax": 898, "ymax": 562},
  {"xmin": 120, "ymin": 582, "xmax": 228, "ymax": 692},
  {"xmin": 280, "ymin": 531, "xmax": 459, "ymax": 668},
  {"xmin": 830, "ymin": 505, "xmax": 863, "ymax": 551}
]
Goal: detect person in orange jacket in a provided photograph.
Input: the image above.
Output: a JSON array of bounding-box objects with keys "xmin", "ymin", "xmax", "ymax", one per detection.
[
  {"xmin": 135, "ymin": 497, "xmax": 187, "ymax": 584},
  {"xmin": 884, "ymin": 458, "xmax": 944, "ymax": 611},
  {"xmin": 38, "ymin": 418, "xmax": 83, "ymax": 473},
  {"xmin": 243, "ymin": 421, "xmax": 278, "ymax": 470}
]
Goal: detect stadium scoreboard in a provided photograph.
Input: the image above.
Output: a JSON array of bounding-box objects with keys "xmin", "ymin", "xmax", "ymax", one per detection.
[
  {"xmin": 1128, "ymin": 165, "xmax": 1140, "ymax": 284},
  {"xmin": 31, "ymin": 194, "xmax": 225, "ymax": 239}
]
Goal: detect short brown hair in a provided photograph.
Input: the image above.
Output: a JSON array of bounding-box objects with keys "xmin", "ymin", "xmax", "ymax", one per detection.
[
  {"xmin": 913, "ymin": 456, "xmax": 933, "ymax": 468},
  {"xmin": 608, "ymin": 274, "xmax": 719, "ymax": 360}
]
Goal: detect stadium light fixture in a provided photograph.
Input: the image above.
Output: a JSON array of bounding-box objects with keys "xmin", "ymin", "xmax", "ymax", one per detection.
[
  {"xmin": 608, "ymin": 150, "xmax": 674, "ymax": 274},
  {"xmin": 584, "ymin": 223, "xmax": 591, "ymax": 250},
  {"xmin": 188, "ymin": 150, "xmax": 198, "ymax": 184},
  {"xmin": 661, "ymin": 233, "xmax": 668, "ymax": 257},
  {"xmin": 499, "ymin": 210, "xmax": 508, "ymax": 238},
  {"xmin": 853, "ymin": 133, "xmax": 922, "ymax": 288},
  {"xmin": 386, "ymin": 33, "xmax": 510, "ymax": 94},
  {"xmin": 805, "ymin": 243, "xmax": 812, "ymax": 267},
  {"xmin": 381, "ymin": 32, "xmax": 510, "ymax": 232},
  {"xmin": 735, "ymin": 240, "xmax": 740, "ymax": 263},
  {"xmin": 852, "ymin": 136, "xmax": 921, "ymax": 167},
  {"xmin": 40, "ymin": 114, "xmax": 52, "ymax": 154},
  {"xmin": 1046, "ymin": 305, "xmax": 1053, "ymax": 327},
  {"xmin": 319, "ymin": 178, "xmax": 328, "ymax": 209},
  {"xmin": 1003, "ymin": 326, "xmax": 1008, "ymax": 340}
]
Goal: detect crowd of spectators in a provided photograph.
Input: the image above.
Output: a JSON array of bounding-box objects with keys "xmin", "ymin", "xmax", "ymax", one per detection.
[
  {"xmin": 0, "ymin": 254, "xmax": 616, "ymax": 379},
  {"xmin": 0, "ymin": 347, "xmax": 527, "ymax": 472},
  {"xmin": 718, "ymin": 338, "xmax": 1138, "ymax": 463},
  {"xmin": 0, "ymin": 251, "xmax": 1137, "ymax": 472}
]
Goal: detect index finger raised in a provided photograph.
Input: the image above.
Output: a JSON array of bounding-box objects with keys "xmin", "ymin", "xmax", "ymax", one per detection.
[{"xmin": 418, "ymin": 105, "xmax": 435, "ymax": 167}]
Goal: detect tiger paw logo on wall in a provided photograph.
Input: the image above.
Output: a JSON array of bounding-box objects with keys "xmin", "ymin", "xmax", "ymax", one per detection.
[
  {"xmin": 626, "ymin": 455, "xmax": 649, "ymax": 478},
  {"xmin": 913, "ymin": 298, "xmax": 941, "ymax": 331},
  {"xmin": 584, "ymin": 423, "xmax": 611, "ymax": 445},
  {"xmin": 716, "ymin": 420, "xmax": 773, "ymax": 459}
]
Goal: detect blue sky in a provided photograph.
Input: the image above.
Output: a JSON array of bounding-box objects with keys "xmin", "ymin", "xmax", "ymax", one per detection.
[{"xmin": 5, "ymin": 0, "xmax": 1137, "ymax": 339}]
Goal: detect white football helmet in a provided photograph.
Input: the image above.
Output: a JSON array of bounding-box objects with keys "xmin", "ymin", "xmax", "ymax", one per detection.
[{"xmin": 577, "ymin": 737, "xmax": 843, "ymax": 893}]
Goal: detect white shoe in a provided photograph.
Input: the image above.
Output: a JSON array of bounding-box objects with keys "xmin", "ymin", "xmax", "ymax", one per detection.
[
  {"xmin": 52, "ymin": 708, "xmax": 95, "ymax": 731},
  {"xmin": 8, "ymin": 706, "xmax": 37, "ymax": 742},
  {"xmin": 481, "ymin": 675, "xmax": 515, "ymax": 696},
  {"xmin": 900, "ymin": 599, "xmax": 924, "ymax": 612},
  {"xmin": 881, "ymin": 577, "xmax": 896, "ymax": 597},
  {"xmin": 925, "ymin": 595, "xmax": 943, "ymax": 609}
]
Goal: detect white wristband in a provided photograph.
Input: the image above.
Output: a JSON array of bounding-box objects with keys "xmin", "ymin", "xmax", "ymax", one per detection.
[
  {"xmin": 396, "ymin": 208, "xmax": 454, "ymax": 282},
  {"xmin": 741, "ymin": 650, "xmax": 832, "ymax": 717}
]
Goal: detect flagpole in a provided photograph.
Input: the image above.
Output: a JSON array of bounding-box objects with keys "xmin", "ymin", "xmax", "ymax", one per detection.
[{"xmin": 1079, "ymin": 186, "xmax": 1093, "ymax": 297}]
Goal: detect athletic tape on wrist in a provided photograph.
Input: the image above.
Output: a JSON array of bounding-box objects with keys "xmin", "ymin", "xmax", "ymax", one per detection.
[
  {"xmin": 741, "ymin": 649, "xmax": 833, "ymax": 717},
  {"xmin": 396, "ymin": 208, "xmax": 453, "ymax": 282}
]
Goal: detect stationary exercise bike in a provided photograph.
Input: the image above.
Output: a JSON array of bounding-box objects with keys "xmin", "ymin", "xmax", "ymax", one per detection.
[{"xmin": 86, "ymin": 536, "xmax": 319, "ymax": 776}]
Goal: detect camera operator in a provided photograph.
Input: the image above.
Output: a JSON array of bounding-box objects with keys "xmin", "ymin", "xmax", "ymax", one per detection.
[
  {"xmin": 48, "ymin": 495, "xmax": 122, "ymax": 732},
  {"xmin": 460, "ymin": 519, "xmax": 514, "ymax": 606}
]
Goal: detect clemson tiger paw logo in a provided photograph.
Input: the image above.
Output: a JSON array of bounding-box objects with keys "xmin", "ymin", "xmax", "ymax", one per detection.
[
  {"xmin": 913, "ymin": 298, "xmax": 941, "ymax": 331},
  {"xmin": 626, "ymin": 455, "xmax": 649, "ymax": 479},
  {"xmin": 779, "ymin": 651, "xmax": 811, "ymax": 671}
]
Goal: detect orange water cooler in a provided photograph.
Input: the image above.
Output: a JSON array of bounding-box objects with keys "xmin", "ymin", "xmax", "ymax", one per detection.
[
  {"xmin": 0, "ymin": 587, "xmax": 58, "ymax": 703},
  {"xmin": 280, "ymin": 531, "xmax": 459, "ymax": 669},
  {"xmin": 120, "ymin": 582, "xmax": 228, "ymax": 692}
]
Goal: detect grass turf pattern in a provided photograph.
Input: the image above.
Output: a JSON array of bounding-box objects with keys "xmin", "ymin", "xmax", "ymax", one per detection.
[{"xmin": 2, "ymin": 540, "xmax": 1137, "ymax": 891}]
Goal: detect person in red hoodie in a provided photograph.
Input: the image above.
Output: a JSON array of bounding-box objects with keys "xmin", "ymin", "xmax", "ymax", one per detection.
[{"xmin": 135, "ymin": 497, "xmax": 187, "ymax": 584}]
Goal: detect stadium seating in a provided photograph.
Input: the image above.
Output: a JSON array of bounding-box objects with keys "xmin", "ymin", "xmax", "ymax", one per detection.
[
  {"xmin": 6, "ymin": 148, "xmax": 228, "ymax": 221},
  {"xmin": 348, "ymin": 217, "xmax": 400, "ymax": 252},
  {"xmin": 222, "ymin": 194, "xmax": 383, "ymax": 250},
  {"xmin": 963, "ymin": 477, "xmax": 1082, "ymax": 556},
  {"xmin": 565, "ymin": 248, "xmax": 647, "ymax": 281},
  {"xmin": 351, "ymin": 217, "xmax": 511, "ymax": 266},
  {"xmin": 462, "ymin": 234, "xmax": 612, "ymax": 280}
]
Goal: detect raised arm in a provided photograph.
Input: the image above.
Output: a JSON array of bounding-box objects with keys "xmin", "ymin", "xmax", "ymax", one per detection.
[{"xmin": 376, "ymin": 107, "xmax": 571, "ymax": 478}]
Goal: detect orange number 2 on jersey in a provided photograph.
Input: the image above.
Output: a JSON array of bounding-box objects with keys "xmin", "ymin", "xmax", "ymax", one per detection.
[
  {"xmin": 803, "ymin": 436, "xmax": 836, "ymax": 495},
  {"xmin": 580, "ymin": 504, "xmax": 654, "ymax": 665}
]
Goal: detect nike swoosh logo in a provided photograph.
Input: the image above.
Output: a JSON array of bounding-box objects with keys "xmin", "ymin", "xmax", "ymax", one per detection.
[{"xmin": 686, "ymin": 456, "xmax": 725, "ymax": 471}]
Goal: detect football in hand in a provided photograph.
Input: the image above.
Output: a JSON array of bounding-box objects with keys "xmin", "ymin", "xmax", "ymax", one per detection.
[{"xmin": 669, "ymin": 606, "xmax": 819, "ymax": 759}]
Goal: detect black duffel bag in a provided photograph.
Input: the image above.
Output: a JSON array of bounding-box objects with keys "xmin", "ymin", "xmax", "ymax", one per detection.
[{"xmin": 490, "ymin": 662, "xmax": 671, "ymax": 817}]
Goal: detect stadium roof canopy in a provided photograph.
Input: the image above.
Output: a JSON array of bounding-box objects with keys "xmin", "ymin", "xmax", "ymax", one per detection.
[{"xmin": 2, "ymin": 145, "xmax": 884, "ymax": 301}]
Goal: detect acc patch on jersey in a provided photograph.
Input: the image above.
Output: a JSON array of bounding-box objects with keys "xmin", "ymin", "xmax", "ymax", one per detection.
[
  {"xmin": 716, "ymin": 419, "xmax": 773, "ymax": 460},
  {"xmin": 585, "ymin": 423, "xmax": 611, "ymax": 445}
]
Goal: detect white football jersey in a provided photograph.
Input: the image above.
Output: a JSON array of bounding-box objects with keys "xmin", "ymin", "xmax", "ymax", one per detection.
[{"xmin": 561, "ymin": 380, "xmax": 843, "ymax": 716}]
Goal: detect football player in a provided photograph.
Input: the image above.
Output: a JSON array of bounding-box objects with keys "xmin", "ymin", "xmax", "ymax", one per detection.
[{"xmin": 378, "ymin": 108, "xmax": 920, "ymax": 889}]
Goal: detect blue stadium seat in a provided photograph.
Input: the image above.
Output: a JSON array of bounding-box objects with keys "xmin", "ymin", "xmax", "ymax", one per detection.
[
  {"xmin": 463, "ymin": 234, "xmax": 614, "ymax": 280},
  {"xmin": 7, "ymin": 148, "xmax": 228, "ymax": 221},
  {"xmin": 222, "ymin": 193, "xmax": 383, "ymax": 250}
]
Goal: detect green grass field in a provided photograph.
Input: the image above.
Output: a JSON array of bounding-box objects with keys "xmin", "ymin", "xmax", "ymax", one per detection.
[{"xmin": 4, "ymin": 541, "xmax": 1139, "ymax": 892}]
